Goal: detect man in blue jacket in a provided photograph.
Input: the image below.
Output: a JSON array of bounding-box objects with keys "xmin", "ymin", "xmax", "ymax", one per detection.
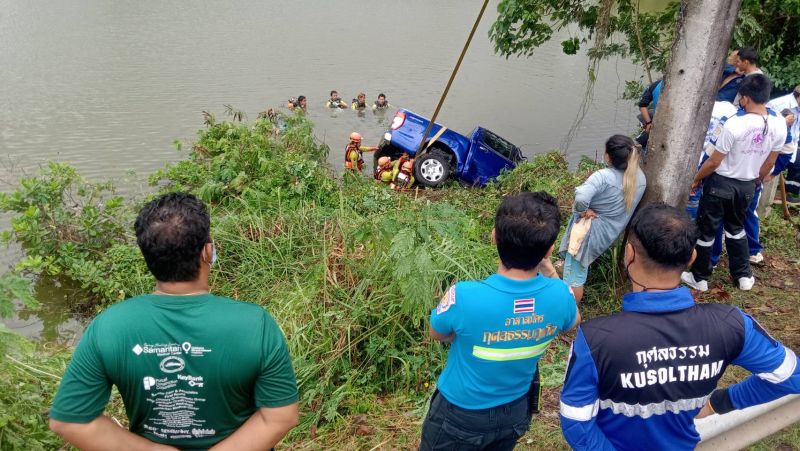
[{"xmin": 559, "ymin": 203, "xmax": 800, "ymax": 451}]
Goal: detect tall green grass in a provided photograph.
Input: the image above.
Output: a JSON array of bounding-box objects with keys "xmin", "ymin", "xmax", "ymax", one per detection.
[{"xmin": 0, "ymin": 113, "xmax": 605, "ymax": 443}]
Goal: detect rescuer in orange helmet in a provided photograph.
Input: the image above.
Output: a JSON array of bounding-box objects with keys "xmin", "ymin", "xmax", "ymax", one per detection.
[
  {"xmin": 390, "ymin": 156, "xmax": 415, "ymax": 190},
  {"xmin": 344, "ymin": 132, "xmax": 378, "ymax": 172},
  {"xmin": 374, "ymin": 156, "xmax": 394, "ymax": 184}
]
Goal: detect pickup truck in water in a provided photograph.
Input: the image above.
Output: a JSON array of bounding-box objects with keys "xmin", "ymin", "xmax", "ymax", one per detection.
[{"xmin": 376, "ymin": 109, "xmax": 525, "ymax": 187}]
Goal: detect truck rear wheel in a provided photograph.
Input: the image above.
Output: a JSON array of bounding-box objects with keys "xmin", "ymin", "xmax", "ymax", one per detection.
[{"xmin": 415, "ymin": 150, "xmax": 451, "ymax": 188}]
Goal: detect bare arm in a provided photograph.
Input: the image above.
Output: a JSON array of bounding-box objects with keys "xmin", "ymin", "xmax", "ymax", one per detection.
[
  {"xmin": 536, "ymin": 258, "xmax": 559, "ymax": 279},
  {"xmin": 639, "ymin": 107, "xmax": 653, "ymax": 132},
  {"xmin": 50, "ymin": 416, "xmax": 178, "ymax": 451},
  {"xmin": 209, "ymin": 404, "xmax": 299, "ymax": 451},
  {"xmin": 430, "ymin": 325, "xmax": 455, "ymax": 343},
  {"xmin": 567, "ymin": 310, "xmax": 582, "ymax": 332},
  {"xmin": 758, "ymin": 151, "xmax": 780, "ymax": 182}
]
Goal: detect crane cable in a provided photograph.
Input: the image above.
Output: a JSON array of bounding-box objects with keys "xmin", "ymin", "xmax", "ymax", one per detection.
[{"xmin": 415, "ymin": 0, "xmax": 491, "ymax": 156}]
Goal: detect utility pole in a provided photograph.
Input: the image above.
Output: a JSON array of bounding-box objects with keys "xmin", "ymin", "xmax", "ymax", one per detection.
[{"xmin": 642, "ymin": 0, "xmax": 743, "ymax": 206}]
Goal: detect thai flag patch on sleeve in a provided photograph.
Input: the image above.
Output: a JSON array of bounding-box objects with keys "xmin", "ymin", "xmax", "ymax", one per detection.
[{"xmin": 513, "ymin": 298, "xmax": 535, "ymax": 314}]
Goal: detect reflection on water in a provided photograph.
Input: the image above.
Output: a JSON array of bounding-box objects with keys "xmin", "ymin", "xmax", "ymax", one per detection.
[{"xmin": 3, "ymin": 277, "xmax": 86, "ymax": 345}]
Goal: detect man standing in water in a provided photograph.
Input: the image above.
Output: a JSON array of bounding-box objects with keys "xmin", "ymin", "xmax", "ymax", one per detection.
[
  {"xmin": 49, "ymin": 193, "xmax": 299, "ymax": 450},
  {"xmin": 351, "ymin": 92, "xmax": 368, "ymax": 111},
  {"xmin": 372, "ymin": 93, "xmax": 391, "ymax": 111},
  {"xmin": 421, "ymin": 192, "xmax": 579, "ymax": 450},
  {"xmin": 344, "ymin": 132, "xmax": 378, "ymax": 172},
  {"xmin": 327, "ymin": 90, "xmax": 347, "ymax": 109}
]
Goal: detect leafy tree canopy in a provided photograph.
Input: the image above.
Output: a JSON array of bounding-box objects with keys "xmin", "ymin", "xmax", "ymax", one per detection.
[{"xmin": 490, "ymin": 0, "xmax": 800, "ymax": 90}]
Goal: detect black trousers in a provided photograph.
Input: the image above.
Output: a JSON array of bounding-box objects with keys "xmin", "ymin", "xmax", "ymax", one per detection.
[
  {"xmin": 786, "ymin": 155, "xmax": 800, "ymax": 196},
  {"xmin": 419, "ymin": 390, "xmax": 531, "ymax": 451},
  {"xmin": 692, "ymin": 173, "xmax": 756, "ymax": 281}
]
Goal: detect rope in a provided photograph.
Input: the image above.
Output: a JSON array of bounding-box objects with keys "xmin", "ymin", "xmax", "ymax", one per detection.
[
  {"xmin": 425, "ymin": 126, "xmax": 448, "ymax": 151},
  {"xmin": 415, "ymin": 0, "xmax": 491, "ymax": 156}
]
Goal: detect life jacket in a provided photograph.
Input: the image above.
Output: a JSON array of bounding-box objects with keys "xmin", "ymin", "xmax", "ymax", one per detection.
[
  {"xmin": 391, "ymin": 158, "xmax": 414, "ymax": 190},
  {"xmin": 352, "ymin": 99, "xmax": 367, "ymax": 110},
  {"xmin": 327, "ymin": 99, "xmax": 343, "ymax": 109},
  {"xmin": 374, "ymin": 165, "xmax": 393, "ymax": 183},
  {"xmin": 391, "ymin": 156, "xmax": 408, "ymax": 181},
  {"xmin": 373, "ymin": 101, "xmax": 389, "ymax": 110},
  {"xmin": 344, "ymin": 143, "xmax": 364, "ymax": 171}
]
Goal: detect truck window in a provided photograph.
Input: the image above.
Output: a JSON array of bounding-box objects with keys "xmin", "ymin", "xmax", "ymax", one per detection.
[{"xmin": 481, "ymin": 130, "xmax": 521, "ymax": 162}]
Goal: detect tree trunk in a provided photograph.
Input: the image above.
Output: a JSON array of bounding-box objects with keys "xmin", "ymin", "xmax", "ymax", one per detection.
[
  {"xmin": 642, "ymin": 0, "xmax": 742, "ymax": 206},
  {"xmin": 756, "ymin": 177, "xmax": 779, "ymax": 218}
]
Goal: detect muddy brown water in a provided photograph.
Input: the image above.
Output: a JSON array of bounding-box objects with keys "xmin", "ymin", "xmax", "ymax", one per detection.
[{"xmin": 0, "ymin": 0, "xmax": 667, "ymax": 342}]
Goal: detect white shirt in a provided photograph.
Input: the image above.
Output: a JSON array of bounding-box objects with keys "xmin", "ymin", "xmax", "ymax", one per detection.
[
  {"xmin": 767, "ymin": 93, "xmax": 799, "ymax": 154},
  {"xmin": 703, "ymin": 101, "xmax": 739, "ymax": 160},
  {"xmin": 714, "ymin": 109, "xmax": 788, "ymax": 181}
]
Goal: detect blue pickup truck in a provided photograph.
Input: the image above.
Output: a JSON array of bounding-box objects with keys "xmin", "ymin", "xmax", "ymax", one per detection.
[{"xmin": 376, "ymin": 109, "xmax": 525, "ymax": 187}]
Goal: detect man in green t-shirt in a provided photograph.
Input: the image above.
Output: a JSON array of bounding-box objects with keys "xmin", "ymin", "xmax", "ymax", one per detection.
[{"xmin": 49, "ymin": 193, "xmax": 299, "ymax": 450}]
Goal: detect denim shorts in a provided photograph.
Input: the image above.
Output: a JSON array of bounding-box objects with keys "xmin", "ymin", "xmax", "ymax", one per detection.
[{"xmin": 562, "ymin": 253, "xmax": 588, "ymax": 288}]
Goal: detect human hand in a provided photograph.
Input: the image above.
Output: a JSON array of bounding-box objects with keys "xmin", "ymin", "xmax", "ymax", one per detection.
[
  {"xmin": 695, "ymin": 400, "xmax": 716, "ymax": 419},
  {"xmin": 645, "ymin": 122, "xmax": 653, "ymax": 133},
  {"xmin": 536, "ymin": 258, "xmax": 559, "ymax": 278},
  {"xmin": 690, "ymin": 180, "xmax": 701, "ymax": 195},
  {"xmin": 763, "ymin": 174, "xmax": 774, "ymax": 183},
  {"xmin": 581, "ymin": 208, "xmax": 598, "ymax": 220}
]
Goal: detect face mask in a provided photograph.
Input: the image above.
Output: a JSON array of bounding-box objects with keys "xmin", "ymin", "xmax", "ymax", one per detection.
[{"xmin": 625, "ymin": 242, "xmax": 680, "ymax": 292}]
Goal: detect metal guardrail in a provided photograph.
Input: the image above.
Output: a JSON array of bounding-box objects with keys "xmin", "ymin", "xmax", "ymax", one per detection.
[{"xmin": 696, "ymin": 394, "xmax": 800, "ymax": 450}]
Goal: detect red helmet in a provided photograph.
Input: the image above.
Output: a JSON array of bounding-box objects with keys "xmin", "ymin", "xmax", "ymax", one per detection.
[{"xmin": 349, "ymin": 132, "xmax": 362, "ymax": 142}]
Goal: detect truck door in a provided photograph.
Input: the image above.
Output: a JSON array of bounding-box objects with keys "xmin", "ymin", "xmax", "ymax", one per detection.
[{"xmin": 462, "ymin": 128, "xmax": 516, "ymax": 185}]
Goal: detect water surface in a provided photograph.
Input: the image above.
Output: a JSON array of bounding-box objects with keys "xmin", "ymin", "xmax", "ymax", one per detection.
[{"xmin": 0, "ymin": 0, "xmax": 662, "ymax": 341}]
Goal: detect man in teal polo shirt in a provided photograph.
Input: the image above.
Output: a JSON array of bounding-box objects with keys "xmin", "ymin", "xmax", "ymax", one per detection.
[
  {"xmin": 420, "ymin": 191, "xmax": 580, "ymax": 450},
  {"xmin": 49, "ymin": 193, "xmax": 299, "ymax": 450}
]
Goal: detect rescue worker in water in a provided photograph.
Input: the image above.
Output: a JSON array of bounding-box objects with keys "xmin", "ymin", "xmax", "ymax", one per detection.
[
  {"xmin": 344, "ymin": 132, "xmax": 378, "ymax": 172},
  {"xmin": 390, "ymin": 155, "xmax": 415, "ymax": 190},
  {"xmin": 352, "ymin": 92, "xmax": 368, "ymax": 111},
  {"xmin": 374, "ymin": 156, "xmax": 394, "ymax": 184}
]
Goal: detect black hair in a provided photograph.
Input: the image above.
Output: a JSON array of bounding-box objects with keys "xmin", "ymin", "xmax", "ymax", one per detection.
[
  {"xmin": 330, "ymin": 90, "xmax": 337, "ymax": 97},
  {"xmin": 134, "ymin": 192, "xmax": 211, "ymax": 282},
  {"xmin": 495, "ymin": 191, "xmax": 561, "ymax": 270},
  {"xmin": 378, "ymin": 93, "xmax": 386, "ymax": 99},
  {"xmin": 793, "ymin": 85, "xmax": 800, "ymax": 98},
  {"xmin": 605, "ymin": 134, "xmax": 635, "ymax": 170},
  {"xmin": 738, "ymin": 73, "xmax": 771, "ymax": 104},
  {"xmin": 627, "ymin": 203, "xmax": 697, "ymax": 271},
  {"xmin": 298, "ymin": 95, "xmax": 306, "ymax": 102},
  {"xmin": 736, "ymin": 47, "xmax": 759, "ymax": 65}
]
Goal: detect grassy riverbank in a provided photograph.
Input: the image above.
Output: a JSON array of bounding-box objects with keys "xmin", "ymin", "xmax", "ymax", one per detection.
[{"xmin": 1, "ymin": 115, "xmax": 798, "ymax": 449}]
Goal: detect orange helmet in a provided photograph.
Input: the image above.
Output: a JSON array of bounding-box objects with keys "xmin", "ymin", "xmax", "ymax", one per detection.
[
  {"xmin": 378, "ymin": 156, "xmax": 391, "ymax": 167},
  {"xmin": 402, "ymin": 160, "xmax": 414, "ymax": 172},
  {"xmin": 349, "ymin": 132, "xmax": 362, "ymax": 142}
]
